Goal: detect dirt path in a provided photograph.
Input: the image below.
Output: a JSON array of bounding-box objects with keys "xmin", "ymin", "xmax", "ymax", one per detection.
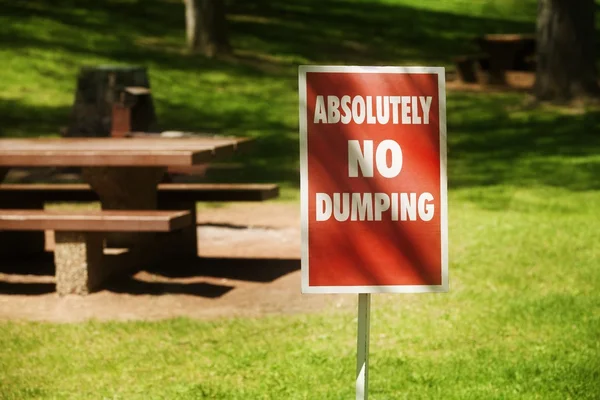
[{"xmin": 0, "ymin": 203, "xmax": 355, "ymax": 323}]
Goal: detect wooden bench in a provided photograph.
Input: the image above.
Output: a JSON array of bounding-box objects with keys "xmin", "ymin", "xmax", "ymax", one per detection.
[
  {"xmin": 0, "ymin": 182, "xmax": 279, "ymax": 257},
  {"xmin": 477, "ymin": 34, "xmax": 535, "ymax": 84},
  {"xmin": 454, "ymin": 55, "xmax": 489, "ymax": 83},
  {"xmin": 455, "ymin": 34, "xmax": 536, "ymax": 85},
  {"xmin": 0, "ymin": 209, "xmax": 191, "ymax": 295}
]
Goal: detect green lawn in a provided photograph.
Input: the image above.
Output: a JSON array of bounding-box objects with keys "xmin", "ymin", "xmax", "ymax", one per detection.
[{"xmin": 1, "ymin": 0, "xmax": 599, "ymax": 398}]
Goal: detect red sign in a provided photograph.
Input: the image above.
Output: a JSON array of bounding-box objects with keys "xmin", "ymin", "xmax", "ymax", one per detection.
[{"xmin": 299, "ymin": 66, "xmax": 448, "ymax": 293}]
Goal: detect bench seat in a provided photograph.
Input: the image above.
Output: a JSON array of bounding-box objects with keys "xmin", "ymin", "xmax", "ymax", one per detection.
[
  {"xmin": 0, "ymin": 209, "xmax": 191, "ymax": 232},
  {"xmin": 0, "ymin": 183, "xmax": 278, "ymax": 260},
  {"xmin": 0, "ymin": 209, "xmax": 191, "ymax": 295},
  {"xmin": 0, "ymin": 183, "xmax": 280, "ymax": 202}
]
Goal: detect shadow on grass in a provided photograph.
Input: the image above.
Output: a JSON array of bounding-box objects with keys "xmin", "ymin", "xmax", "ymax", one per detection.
[
  {"xmin": 448, "ymin": 94, "xmax": 600, "ymax": 191},
  {"xmin": 0, "ymin": 99, "xmax": 70, "ymax": 138},
  {"xmin": 230, "ymin": 0, "xmax": 533, "ymax": 65},
  {"xmin": 0, "ymin": 0, "xmax": 535, "ymax": 67}
]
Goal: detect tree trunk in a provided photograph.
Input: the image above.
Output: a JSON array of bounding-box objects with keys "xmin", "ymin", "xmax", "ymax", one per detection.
[
  {"xmin": 534, "ymin": 0, "xmax": 600, "ymax": 101},
  {"xmin": 184, "ymin": 0, "xmax": 231, "ymax": 57}
]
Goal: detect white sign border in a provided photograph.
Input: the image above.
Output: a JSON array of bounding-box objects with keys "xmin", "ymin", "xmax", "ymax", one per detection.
[{"xmin": 299, "ymin": 65, "xmax": 448, "ymax": 294}]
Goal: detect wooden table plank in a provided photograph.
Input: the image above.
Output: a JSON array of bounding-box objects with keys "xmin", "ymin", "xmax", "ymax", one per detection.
[
  {"xmin": 0, "ymin": 151, "xmax": 207, "ymax": 167},
  {"xmin": 0, "ymin": 137, "xmax": 251, "ymax": 166},
  {"xmin": 482, "ymin": 33, "xmax": 535, "ymax": 42},
  {"xmin": 0, "ymin": 137, "xmax": 250, "ymax": 150},
  {"xmin": 0, "ymin": 209, "xmax": 191, "ymax": 232}
]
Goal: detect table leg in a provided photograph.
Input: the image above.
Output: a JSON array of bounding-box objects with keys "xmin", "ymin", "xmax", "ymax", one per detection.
[
  {"xmin": 478, "ymin": 41, "xmax": 517, "ymax": 86},
  {"xmin": 158, "ymin": 199, "xmax": 198, "ymax": 258},
  {"xmin": 81, "ymin": 166, "xmax": 165, "ymax": 209},
  {"xmin": 81, "ymin": 166, "xmax": 166, "ymax": 248},
  {"xmin": 487, "ymin": 61, "xmax": 507, "ymax": 85}
]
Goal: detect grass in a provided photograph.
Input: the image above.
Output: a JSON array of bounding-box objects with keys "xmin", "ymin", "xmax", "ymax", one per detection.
[{"xmin": 1, "ymin": 0, "xmax": 600, "ymax": 398}]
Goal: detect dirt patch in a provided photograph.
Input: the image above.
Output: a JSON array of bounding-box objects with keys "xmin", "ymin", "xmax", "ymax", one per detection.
[{"xmin": 0, "ymin": 203, "xmax": 355, "ymax": 322}]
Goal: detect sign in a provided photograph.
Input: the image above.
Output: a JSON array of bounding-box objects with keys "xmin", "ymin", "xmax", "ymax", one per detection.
[{"xmin": 299, "ymin": 66, "xmax": 448, "ymax": 294}]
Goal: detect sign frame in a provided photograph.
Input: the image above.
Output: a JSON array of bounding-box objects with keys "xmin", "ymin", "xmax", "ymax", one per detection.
[{"xmin": 299, "ymin": 65, "xmax": 448, "ymax": 294}]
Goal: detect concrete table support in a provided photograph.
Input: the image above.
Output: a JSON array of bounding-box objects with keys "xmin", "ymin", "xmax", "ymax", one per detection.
[
  {"xmin": 54, "ymin": 230, "xmax": 165, "ymax": 296},
  {"xmin": 54, "ymin": 231, "xmax": 104, "ymax": 295},
  {"xmin": 54, "ymin": 231, "xmax": 160, "ymax": 296}
]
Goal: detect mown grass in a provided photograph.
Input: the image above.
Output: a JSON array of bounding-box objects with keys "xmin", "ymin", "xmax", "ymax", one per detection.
[{"xmin": 1, "ymin": 0, "xmax": 599, "ymax": 398}]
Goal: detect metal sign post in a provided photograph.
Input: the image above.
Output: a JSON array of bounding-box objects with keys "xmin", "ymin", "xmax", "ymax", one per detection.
[{"xmin": 356, "ymin": 293, "xmax": 371, "ymax": 400}]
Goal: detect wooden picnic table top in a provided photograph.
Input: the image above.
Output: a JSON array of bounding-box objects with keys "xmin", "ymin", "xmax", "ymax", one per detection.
[
  {"xmin": 0, "ymin": 209, "xmax": 192, "ymax": 232},
  {"xmin": 0, "ymin": 136, "xmax": 251, "ymax": 167},
  {"xmin": 480, "ymin": 33, "xmax": 535, "ymax": 43}
]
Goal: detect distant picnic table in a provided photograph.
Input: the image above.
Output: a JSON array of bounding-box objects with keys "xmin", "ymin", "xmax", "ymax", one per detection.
[
  {"xmin": 455, "ymin": 34, "xmax": 536, "ymax": 85},
  {"xmin": 477, "ymin": 34, "xmax": 536, "ymax": 84}
]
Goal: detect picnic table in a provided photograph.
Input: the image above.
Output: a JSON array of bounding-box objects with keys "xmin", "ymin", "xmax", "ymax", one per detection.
[
  {"xmin": 0, "ymin": 136, "xmax": 250, "ymax": 207},
  {"xmin": 476, "ymin": 34, "xmax": 535, "ymax": 84},
  {"xmin": 0, "ymin": 136, "xmax": 251, "ymax": 294}
]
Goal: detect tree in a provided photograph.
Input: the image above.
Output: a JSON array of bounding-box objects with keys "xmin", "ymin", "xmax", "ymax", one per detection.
[
  {"xmin": 184, "ymin": 0, "xmax": 231, "ymax": 57},
  {"xmin": 534, "ymin": 0, "xmax": 600, "ymax": 101}
]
